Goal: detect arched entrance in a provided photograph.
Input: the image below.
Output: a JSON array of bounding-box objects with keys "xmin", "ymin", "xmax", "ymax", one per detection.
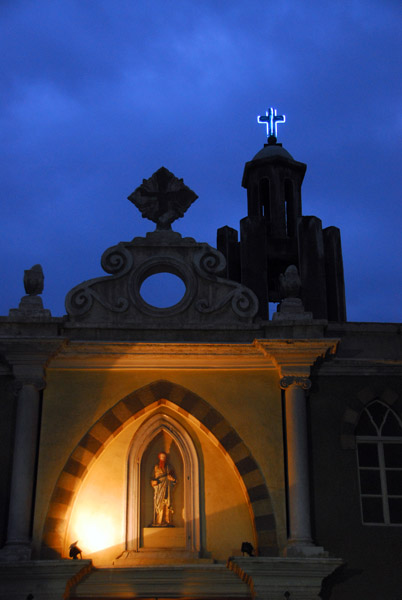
[
  {"xmin": 42, "ymin": 380, "xmax": 278, "ymax": 559},
  {"xmin": 126, "ymin": 413, "xmax": 200, "ymax": 555}
]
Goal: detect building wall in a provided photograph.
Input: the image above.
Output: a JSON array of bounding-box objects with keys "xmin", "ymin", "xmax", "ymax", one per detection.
[{"xmin": 310, "ymin": 374, "xmax": 402, "ymax": 600}]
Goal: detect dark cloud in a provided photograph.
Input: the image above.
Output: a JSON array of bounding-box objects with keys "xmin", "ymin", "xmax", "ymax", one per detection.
[{"xmin": 0, "ymin": 1, "xmax": 400, "ymax": 322}]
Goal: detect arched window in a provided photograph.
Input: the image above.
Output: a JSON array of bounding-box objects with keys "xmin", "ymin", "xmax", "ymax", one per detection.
[
  {"xmin": 284, "ymin": 179, "xmax": 294, "ymax": 237},
  {"xmin": 259, "ymin": 178, "xmax": 271, "ymax": 220},
  {"xmin": 356, "ymin": 401, "xmax": 402, "ymax": 525}
]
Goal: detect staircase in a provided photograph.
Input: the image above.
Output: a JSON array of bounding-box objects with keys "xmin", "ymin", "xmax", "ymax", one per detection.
[{"xmin": 69, "ymin": 564, "xmax": 252, "ymax": 599}]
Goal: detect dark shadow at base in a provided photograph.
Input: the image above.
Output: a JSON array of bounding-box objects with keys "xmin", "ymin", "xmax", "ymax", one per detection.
[{"xmin": 320, "ymin": 563, "xmax": 363, "ymax": 600}]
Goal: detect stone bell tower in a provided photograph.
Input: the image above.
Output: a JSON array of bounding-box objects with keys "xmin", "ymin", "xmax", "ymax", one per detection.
[{"xmin": 217, "ymin": 108, "xmax": 346, "ymax": 321}]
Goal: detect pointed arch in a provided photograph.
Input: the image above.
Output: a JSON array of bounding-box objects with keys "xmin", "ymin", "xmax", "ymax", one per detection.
[
  {"xmin": 355, "ymin": 400, "xmax": 402, "ymax": 525},
  {"xmin": 41, "ymin": 379, "xmax": 278, "ymax": 558},
  {"xmin": 127, "ymin": 412, "xmax": 200, "ymax": 553},
  {"xmin": 340, "ymin": 386, "xmax": 401, "ymax": 450}
]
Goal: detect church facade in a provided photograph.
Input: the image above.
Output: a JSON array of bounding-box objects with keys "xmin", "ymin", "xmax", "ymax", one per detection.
[{"xmin": 0, "ymin": 118, "xmax": 401, "ymax": 599}]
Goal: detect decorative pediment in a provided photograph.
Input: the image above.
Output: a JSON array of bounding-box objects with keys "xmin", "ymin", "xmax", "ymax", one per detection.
[
  {"xmin": 65, "ymin": 168, "xmax": 258, "ymax": 328},
  {"xmin": 65, "ymin": 230, "xmax": 258, "ymax": 327}
]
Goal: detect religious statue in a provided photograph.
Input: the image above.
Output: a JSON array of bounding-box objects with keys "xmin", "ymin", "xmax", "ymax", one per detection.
[{"xmin": 150, "ymin": 452, "xmax": 176, "ymax": 526}]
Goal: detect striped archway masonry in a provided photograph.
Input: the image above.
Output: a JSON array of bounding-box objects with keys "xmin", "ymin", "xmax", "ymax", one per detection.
[{"xmin": 41, "ymin": 379, "xmax": 278, "ymax": 558}]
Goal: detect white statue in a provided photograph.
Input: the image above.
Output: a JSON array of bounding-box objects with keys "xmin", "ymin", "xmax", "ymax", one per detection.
[{"xmin": 150, "ymin": 452, "xmax": 176, "ymax": 526}]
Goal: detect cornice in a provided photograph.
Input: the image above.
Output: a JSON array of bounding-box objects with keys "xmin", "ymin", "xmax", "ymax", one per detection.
[
  {"xmin": 254, "ymin": 338, "xmax": 339, "ymax": 378},
  {"xmin": 47, "ymin": 338, "xmax": 340, "ymax": 372},
  {"xmin": 0, "ymin": 339, "xmax": 67, "ymax": 382},
  {"xmin": 316, "ymin": 358, "xmax": 402, "ymax": 376},
  {"xmin": 0, "ymin": 339, "xmax": 67, "ymax": 365},
  {"xmin": 48, "ymin": 341, "xmax": 274, "ymax": 370}
]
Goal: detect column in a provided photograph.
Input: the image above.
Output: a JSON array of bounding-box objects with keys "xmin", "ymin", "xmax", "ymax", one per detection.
[
  {"xmin": 281, "ymin": 375, "xmax": 325, "ymax": 557},
  {"xmin": 1, "ymin": 374, "xmax": 44, "ymax": 561}
]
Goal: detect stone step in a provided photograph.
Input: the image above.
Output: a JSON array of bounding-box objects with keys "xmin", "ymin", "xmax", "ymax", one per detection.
[
  {"xmin": 113, "ymin": 550, "xmax": 214, "ymax": 566},
  {"xmin": 70, "ymin": 564, "xmax": 252, "ymax": 599}
]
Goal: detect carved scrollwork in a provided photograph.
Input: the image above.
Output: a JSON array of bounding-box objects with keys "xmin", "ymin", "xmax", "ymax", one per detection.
[
  {"xmin": 280, "ymin": 376, "xmax": 311, "ymax": 390},
  {"xmin": 67, "ymin": 286, "xmax": 94, "ymax": 315},
  {"xmin": 196, "ymin": 287, "xmax": 258, "ymax": 318},
  {"xmin": 193, "ymin": 246, "xmax": 258, "ymax": 319},
  {"xmin": 67, "ymin": 286, "xmax": 129, "ymax": 316},
  {"xmin": 101, "ymin": 244, "xmax": 133, "ymax": 275},
  {"xmin": 193, "ymin": 247, "xmax": 226, "ymax": 276},
  {"xmin": 231, "ymin": 289, "xmax": 257, "ymax": 317},
  {"xmin": 65, "ymin": 243, "xmax": 132, "ymax": 317}
]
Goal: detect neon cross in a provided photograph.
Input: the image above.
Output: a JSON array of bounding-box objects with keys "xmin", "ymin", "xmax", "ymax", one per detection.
[{"xmin": 257, "ymin": 108, "xmax": 286, "ymax": 141}]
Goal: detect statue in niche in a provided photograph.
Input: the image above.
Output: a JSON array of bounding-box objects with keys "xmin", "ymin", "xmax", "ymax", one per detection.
[{"xmin": 150, "ymin": 452, "xmax": 176, "ymax": 526}]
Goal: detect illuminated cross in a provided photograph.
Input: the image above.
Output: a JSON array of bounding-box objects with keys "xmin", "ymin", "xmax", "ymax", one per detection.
[{"xmin": 257, "ymin": 108, "xmax": 286, "ymax": 142}]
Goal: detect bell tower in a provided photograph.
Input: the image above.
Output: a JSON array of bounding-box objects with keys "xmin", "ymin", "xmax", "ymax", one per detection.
[{"xmin": 217, "ymin": 108, "xmax": 346, "ymax": 321}]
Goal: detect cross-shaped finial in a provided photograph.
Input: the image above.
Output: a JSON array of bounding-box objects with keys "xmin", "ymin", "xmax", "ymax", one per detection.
[{"xmin": 257, "ymin": 108, "xmax": 286, "ymax": 143}]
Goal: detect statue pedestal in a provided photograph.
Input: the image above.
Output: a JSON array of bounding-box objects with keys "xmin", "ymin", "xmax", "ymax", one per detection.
[{"xmin": 143, "ymin": 527, "xmax": 185, "ymax": 549}]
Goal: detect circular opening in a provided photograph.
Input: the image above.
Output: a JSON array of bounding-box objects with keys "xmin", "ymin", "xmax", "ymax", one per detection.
[{"xmin": 140, "ymin": 272, "xmax": 186, "ymax": 309}]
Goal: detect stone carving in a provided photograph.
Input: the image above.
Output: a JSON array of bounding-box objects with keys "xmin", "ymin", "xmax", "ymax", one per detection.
[
  {"xmin": 194, "ymin": 248, "xmax": 258, "ymax": 319},
  {"xmin": 273, "ymin": 265, "xmax": 312, "ymax": 322},
  {"xmin": 67, "ymin": 244, "xmax": 132, "ymax": 316},
  {"xmin": 12, "ymin": 377, "xmax": 46, "ymax": 392},
  {"xmin": 150, "ymin": 452, "xmax": 176, "ymax": 527},
  {"xmin": 196, "ymin": 286, "xmax": 257, "ymax": 318},
  {"xmin": 65, "ymin": 236, "xmax": 259, "ymax": 326},
  {"xmin": 9, "ymin": 264, "xmax": 51, "ymax": 318},
  {"xmin": 128, "ymin": 167, "xmax": 198, "ymax": 231},
  {"xmin": 279, "ymin": 265, "xmax": 301, "ymax": 299},
  {"xmin": 280, "ymin": 376, "xmax": 312, "ymax": 391},
  {"xmin": 24, "ymin": 264, "xmax": 44, "ymax": 296},
  {"xmin": 65, "ymin": 169, "xmax": 259, "ymax": 327},
  {"xmin": 194, "ymin": 247, "xmax": 226, "ymax": 276}
]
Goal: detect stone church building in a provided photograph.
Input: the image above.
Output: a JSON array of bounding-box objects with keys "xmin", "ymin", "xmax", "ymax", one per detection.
[{"xmin": 0, "ymin": 113, "xmax": 401, "ymax": 599}]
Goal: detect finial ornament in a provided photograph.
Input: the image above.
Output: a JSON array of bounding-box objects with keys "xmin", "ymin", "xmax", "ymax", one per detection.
[
  {"xmin": 24, "ymin": 264, "xmax": 44, "ymax": 296},
  {"xmin": 257, "ymin": 107, "xmax": 286, "ymax": 143},
  {"xmin": 128, "ymin": 167, "xmax": 198, "ymax": 231}
]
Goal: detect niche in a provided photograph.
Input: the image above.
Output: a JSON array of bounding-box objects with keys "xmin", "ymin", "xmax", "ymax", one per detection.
[
  {"xmin": 126, "ymin": 412, "xmax": 200, "ymax": 553},
  {"xmin": 140, "ymin": 431, "xmax": 184, "ymax": 540}
]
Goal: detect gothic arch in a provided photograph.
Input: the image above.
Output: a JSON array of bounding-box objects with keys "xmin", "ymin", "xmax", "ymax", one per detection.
[
  {"xmin": 340, "ymin": 386, "xmax": 401, "ymax": 450},
  {"xmin": 127, "ymin": 413, "xmax": 200, "ymax": 553},
  {"xmin": 41, "ymin": 379, "xmax": 278, "ymax": 558}
]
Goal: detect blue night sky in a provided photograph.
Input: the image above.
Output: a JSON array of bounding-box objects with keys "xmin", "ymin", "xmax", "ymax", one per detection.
[{"xmin": 1, "ymin": 1, "xmax": 401, "ymax": 322}]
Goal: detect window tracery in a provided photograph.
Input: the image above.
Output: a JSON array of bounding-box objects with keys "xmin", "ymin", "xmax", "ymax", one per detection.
[{"xmin": 356, "ymin": 400, "xmax": 402, "ymax": 525}]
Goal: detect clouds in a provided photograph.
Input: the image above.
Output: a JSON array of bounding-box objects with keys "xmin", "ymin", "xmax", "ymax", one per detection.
[{"xmin": 0, "ymin": 1, "xmax": 400, "ymax": 321}]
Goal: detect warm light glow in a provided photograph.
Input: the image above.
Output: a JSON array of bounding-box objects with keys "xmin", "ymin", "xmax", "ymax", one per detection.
[
  {"xmin": 70, "ymin": 508, "xmax": 118, "ymax": 554},
  {"xmin": 162, "ymin": 429, "xmax": 173, "ymax": 453}
]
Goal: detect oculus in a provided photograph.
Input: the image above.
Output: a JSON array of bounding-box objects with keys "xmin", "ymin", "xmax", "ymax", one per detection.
[{"xmin": 140, "ymin": 272, "xmax": 186, "ymax": 309}]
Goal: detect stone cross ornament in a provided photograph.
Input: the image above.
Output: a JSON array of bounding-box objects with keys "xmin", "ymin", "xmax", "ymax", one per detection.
[{"xmin": 128, "ymin": 166, "xmax": 198, "ymax": 231}]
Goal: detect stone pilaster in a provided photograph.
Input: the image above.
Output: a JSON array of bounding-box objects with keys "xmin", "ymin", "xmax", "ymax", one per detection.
[
  {"xmin": 254, "ymin": 338, "xmax": 340, "ymax": 558},
  {"xmin": 0, "ymin": 340, "xmax": 64, "ymax": 561},
  {"xmin": 0, "ymin": 371, "xmax": 45, "ymax": 561},
  {"xmin": 280, "ymin": 375, "xmax": 326, "ymax": 556}
]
